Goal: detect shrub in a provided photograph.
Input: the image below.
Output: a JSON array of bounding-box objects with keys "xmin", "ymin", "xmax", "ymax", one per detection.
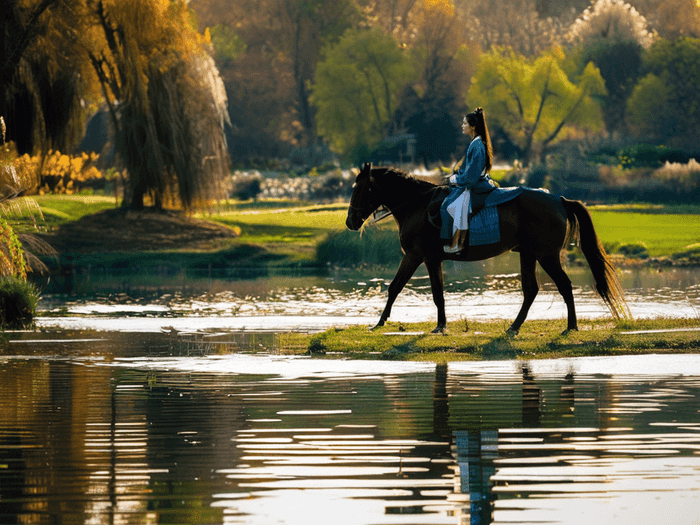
[
  {"xmin": 618, "ymin": 144, "xmax": 692, "ymax": 169},
  {"xmin": 231, "ymin": 176, "xmax": 262, "ymax": 200},
  {"xmin": 317, "ymin": 228, "xmax": 401, "ymax": 267},
  {"xmin": 653, "ymin": 159, "xmax": 700, "ymax": 199},
  {"xmin": 14, "ymin": 150, "xmax": 102, "ymax": 194},
  {"xmin": 0, "ymin": 277, "xmax": 38, "ymax": 329},
  {"xmin": 618, "ymin": 242, "xmax": 649, "ymax": 259}
]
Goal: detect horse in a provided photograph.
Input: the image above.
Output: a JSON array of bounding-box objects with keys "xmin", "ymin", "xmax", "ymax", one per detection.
[{"xmin": 345, "ymin": 163, "xmax": 630, "ymax": 335}]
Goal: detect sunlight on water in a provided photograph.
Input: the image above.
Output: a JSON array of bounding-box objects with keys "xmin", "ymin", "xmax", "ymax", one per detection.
[
  {"xmin": 37, "ymin": 270, "xmax": 700, "ymax": 333},
  {"xmin": 2, "ymin": 345, "xmax": 700, "ymax": 524}
]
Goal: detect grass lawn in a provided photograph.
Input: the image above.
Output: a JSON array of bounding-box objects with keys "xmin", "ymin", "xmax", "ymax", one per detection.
[
  {"xmin": 589, "ymin": 204, "xmax": 700, "ymax": 257},
  {"xmin": 11, "ymin": 196, "xmax": 700, "ymax": 262},
  {"xmin": 205, "ymin": 203, "xmax": 352, "ymax": 262}
]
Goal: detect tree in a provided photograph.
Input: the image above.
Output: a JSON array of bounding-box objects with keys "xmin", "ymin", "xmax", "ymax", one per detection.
[
  {"xmin": 630, "ymin": 0, "xmax": 700, "ymax": 40},
  {"xmin": 312, "ymin": 27, "xmax": 417, "ymax": 163},
  {"xmin": 469, "ymin": 47, "xmax": 607, "ymax": 164},
  {"xmin": 0, "ymin": 0, "xmax": 99, "ymax": 155},
  {"xmin": 454, "ymin": 0, "xmax": 577, "ymax": 57},
  {"xmin": 390, "ymin": 0, "xmax": 478, "ymax": 166},
  {"xmin": 86, "ymin": 0, "xmax": 229, "ymax": 210},
  {"xmin": 566, "ymin": 0, "xmax": 654, "ymax": 133},
  {"xmin": 190, "ymin": 0, "xmax": 358, "ymax": 161},
  {"xmin": 626, "ymin": 37, "xmax": 700, "ymax": 147}
]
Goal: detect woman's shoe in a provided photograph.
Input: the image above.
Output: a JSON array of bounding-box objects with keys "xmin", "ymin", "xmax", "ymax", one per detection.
[{"xmin": 443, "ymin": 244, "xmax": 461, "ymax": 254}]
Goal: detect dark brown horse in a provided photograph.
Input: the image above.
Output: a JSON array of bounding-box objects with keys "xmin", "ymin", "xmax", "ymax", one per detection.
[{"xmin": 345, "ymin": 163, "xmax": 629, "ymax": 334}]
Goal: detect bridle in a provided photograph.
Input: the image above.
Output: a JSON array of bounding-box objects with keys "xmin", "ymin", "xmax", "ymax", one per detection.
[{"xmin": 349, "ymin": 168, "xmax": 443, "ymax": 225}]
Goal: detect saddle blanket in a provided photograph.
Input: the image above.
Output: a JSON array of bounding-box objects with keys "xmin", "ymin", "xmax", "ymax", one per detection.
[
  {"xmin": 468, "ymin": 186, "xmax": 524, "ymax": 246},
  {"xmin": 469, "ymin": 206, "xmax": 500, "ymax": 246}
]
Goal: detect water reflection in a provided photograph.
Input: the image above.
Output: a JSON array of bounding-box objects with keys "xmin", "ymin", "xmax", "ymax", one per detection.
[{"xmin": 2, "ymin": 346, "xmax": 700, "ymax": 524}]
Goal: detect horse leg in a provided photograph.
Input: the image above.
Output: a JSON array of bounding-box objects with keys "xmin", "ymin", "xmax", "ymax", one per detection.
[
  {"xmin": 373, "ymin": 255, "xmax": 422, "ymax": 330},
  {"xmin": 538, "ymin": 254, "xmax": 578, "ymax": 334},
  {"xmin": 508, "ymin": 251, "xmax": 539, "ymax": 336},
  {"xmin": 425, "ymin": 258, "xmax": 446, "ymax": 333}
]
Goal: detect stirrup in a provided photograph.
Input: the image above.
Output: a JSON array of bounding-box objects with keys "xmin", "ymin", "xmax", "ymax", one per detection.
[{"xmin": 444, "ymin": 244, "xmax": 461, "ymax": 254}]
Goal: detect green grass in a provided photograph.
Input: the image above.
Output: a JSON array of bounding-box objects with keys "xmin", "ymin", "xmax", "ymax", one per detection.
[
  {"xmin": 206, "ymin": 203, "xmax": 353, "ymax": 262},
  {"xmin": 277, "ymin": 317, "xmax": 700, "ymax": 361},
  {"xmin": 8, "ymin": 196, "xmax": 700, "ymax": 263},
  {"xmin": 589, "ymin": 205, "xmax": 700, "ymax": 257},
  {"xmin": 0, "ymin": 277, "xmax": 39, "ymax": 329}
]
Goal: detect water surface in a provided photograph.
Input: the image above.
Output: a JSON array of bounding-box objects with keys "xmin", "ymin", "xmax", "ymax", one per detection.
[
  {"xmin": 36, "ymin": 262, "xmax": 700, "ymax": 333},
  {"xmin": 2, "ymin": 341, "xmax": 700, "ymax": 524}
]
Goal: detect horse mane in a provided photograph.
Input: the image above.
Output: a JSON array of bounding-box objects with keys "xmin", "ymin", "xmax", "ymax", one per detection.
[{"xmin": 372, "ymin": 166, "xmax": 438, "ymax": 195}]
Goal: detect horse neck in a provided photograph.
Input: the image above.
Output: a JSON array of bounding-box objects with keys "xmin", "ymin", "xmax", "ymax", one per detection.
[{"xmin": 374, "ymin": 169, "xmax": 432, "ymax": 224}]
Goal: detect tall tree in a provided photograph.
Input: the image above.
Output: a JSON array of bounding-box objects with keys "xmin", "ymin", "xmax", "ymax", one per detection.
[
  {"xmin": 566, "ymin": 0, "xmax": 654, "ymax": 134},
  {"xmin": 1, "ymin": 0, "xmax": 98, "ymax": 155},
  {"xmin": 454, "ymin": 0, "xmax": 576, "ymax": 57},
  {"xmin": 312, "ymin": 27, "xmax": 417, "ymax": 163},
  {"xmin": 469, "ymin": 47, "xmax": 607, "ymax": 164},
  {"xmin": 190, "ymin": 0, "xmax": 357, "ymax": 157},
  {"xmin": 391, "ymin": 0, "xmax": 478, "ymax": 166},
  {"xmin": 86, "ymin": 0, "xmax": 229, "ymax": 210},
  {"xmin": 630, "ymin": 0, "xmax": 700, "ymax": 39},
  {"xmin": 626, "ymin": 37, "xmax": 700, "ymax": 147}
]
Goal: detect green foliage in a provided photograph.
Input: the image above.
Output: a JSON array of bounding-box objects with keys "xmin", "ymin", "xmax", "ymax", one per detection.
[
  {"xmin": 468, "ymin": 47, "xmax": 607, "ymax": 163},
  {"xmin": 316, "ymin": 228, "xmax": 401, "ymax": 267},
  {"xmin": 0, "ymin": 277, "xmax": 38, "ymax": 329},
  {"xmin": 571, "ymin": 41, "xmax": 644, "ymax": 133},
  {"xmin": 626, "ymin": 37, "xmax": 700, "ymax": 145},
  {"xmin": 312, "ymin": 27, "xmax": 417, "ymax": 163},
  {"xmin": 617, "ymin": 144, "xmax": 693, "ymax": 168},
  {"xmin": 208, "ymin": 24, "xmax": 246, "ymax": 64},
  {"xmin": 0, "ymin": 217, "xmax": 27, "ymax": 279}
]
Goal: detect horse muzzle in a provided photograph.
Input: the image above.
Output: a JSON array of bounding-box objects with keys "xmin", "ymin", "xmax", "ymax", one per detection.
[{"xmin": 346, "ymin": 210, "xmax": 364, "ymax": 231}]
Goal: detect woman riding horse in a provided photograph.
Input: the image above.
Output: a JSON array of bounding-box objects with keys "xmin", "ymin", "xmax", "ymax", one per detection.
[
  {"xmin": 346, "ymin": 163, "xmax": 629, "ymax": 334},
  {"xmin": 441, "ymin": 108, "xmax": 497, "ymax": 253}
]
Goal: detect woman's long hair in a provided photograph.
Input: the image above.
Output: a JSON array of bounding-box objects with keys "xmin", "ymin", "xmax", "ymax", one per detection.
[{"xmin": 466, "ymin": 107, "xmax": 493, "ymax": 173}]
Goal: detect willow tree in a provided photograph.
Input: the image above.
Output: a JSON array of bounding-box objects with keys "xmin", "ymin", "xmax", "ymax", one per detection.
[
  {"xmin": 0, "ymin": 0, "xmax": 99, "ymax": 155},
  {"xmin": 86, "ymin": 0, "xmax": 229, "ymax": 211}
]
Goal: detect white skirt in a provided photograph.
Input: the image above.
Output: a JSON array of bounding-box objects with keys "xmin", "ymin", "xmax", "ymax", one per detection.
[{"xmin": 446, "ymin": 190, "xmax": 471, "ymax": 232}]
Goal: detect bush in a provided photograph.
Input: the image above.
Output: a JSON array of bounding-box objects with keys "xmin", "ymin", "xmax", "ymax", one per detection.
[
  {"xmin": 14, "ymin": 150, "xmax": 102, "ymax": 194},
  {"xmin": 0, "ymin": 277, "xmax": 38, "ymax": 329},
  {"xmin": 317, "ymin": 228, "xmax": 401, "ymax": 267},
  {"xmin": 618, "ymin": 242, "xmax": 649, "ymax": 259},
  {"xmin": 618, "ymin": 144, "xmax": 693, "ymax": 169},
  {"xmin": 231, "ymin": 176, "xmax": 262, "ymax": 200}
]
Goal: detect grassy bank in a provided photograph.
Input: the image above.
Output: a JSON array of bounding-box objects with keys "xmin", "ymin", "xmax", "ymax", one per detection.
[
  {"xmin": 278, "ymin": 317, "xmax": 700, "ymax": 362},
  {"xmin": 10, "ymin": 196, "xmax": 700, "ymax": 269}
]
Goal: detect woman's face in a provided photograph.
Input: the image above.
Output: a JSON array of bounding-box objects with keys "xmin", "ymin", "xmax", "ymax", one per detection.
[{"xmin": 462, "ymin": 117, "xmax": 475, "ymax": 138}]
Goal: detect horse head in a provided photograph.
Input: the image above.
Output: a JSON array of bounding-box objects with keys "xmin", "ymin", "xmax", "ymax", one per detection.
[{"xmin": 346, "ymin": 163, "xmax": 381, "ymax": 231}]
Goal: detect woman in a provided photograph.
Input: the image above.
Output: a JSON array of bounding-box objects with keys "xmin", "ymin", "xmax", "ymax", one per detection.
[{"xmin": 440, "ymin": 107, "xmax": 495, "ymax": 253}]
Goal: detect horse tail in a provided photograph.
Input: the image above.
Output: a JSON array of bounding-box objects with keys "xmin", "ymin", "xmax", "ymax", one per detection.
[{"xmin": 562, "ymin": 197, "xmax": 631, "ymax": 320}]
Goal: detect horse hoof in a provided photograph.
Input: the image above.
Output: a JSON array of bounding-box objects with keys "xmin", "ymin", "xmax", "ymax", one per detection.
[
  {"xmin": 431, "ymin": 326, "xmax": 446, "ymax": 334},
  {"xmin": 560, "ymin": 328, "xmax": 578, "ymax": 336},
  {"xmin": 506, "ymin": 328, "xmax": 519, "ymax": 338}
]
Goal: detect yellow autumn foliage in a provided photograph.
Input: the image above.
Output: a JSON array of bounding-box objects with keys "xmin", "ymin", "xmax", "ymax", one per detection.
[{"xmin": 14, "ymin": 150, "xmax": 102, "ymax": 195}]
